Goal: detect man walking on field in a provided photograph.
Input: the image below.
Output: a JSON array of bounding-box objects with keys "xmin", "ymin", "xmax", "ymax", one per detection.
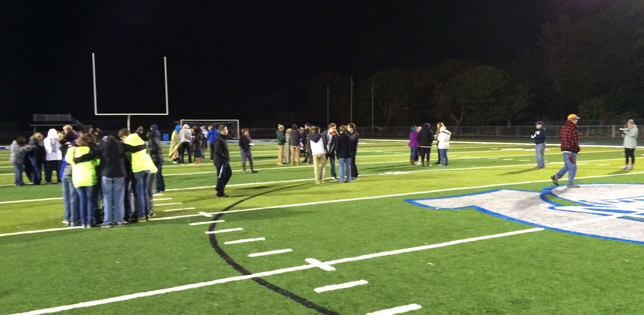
[
  {"xmin": 213, "ymin": 125, "xmax": 232, "ymax": 197},
  {"xmin": 551, "ymin": 114, "xmax": 581, "ymax": 188}
]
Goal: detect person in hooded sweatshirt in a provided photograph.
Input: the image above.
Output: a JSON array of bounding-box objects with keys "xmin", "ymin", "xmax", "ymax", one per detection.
[
  {"xmin": 66, "ymin": 134, "xmax": 99, "ymax": 228},
  {"xmin": 436, "ymin": 122, "xmax": 452, "ymax": 166},
  {"xmin": 213, "ymin": 125, "xmax": 233, "ymax": 197},
  {"xmin": 169, "ymin": 125, "xmax": 181, "ymax": 164},
  {"xmin": 418, "ymin": 122, "xmax": 434, "ymax": 167},
  {"xmin": 310, "ymin": 126, "xmax": 328, "ymax": 184},
  {"xmin": 44, "ymin": 128, "xmax": 63, "ymax": 184},
  {"xmin": 207, "ymin": 125, "xmax": 219, "ymax": 161},
  {"xmin": 9, "ymin": 136, "xmax": 35, "ymax": 186},
  {"xmin": 289, "ymin": 124, "xmax": 302, "ymax": 166},
  {"xmin": 124, "ymin": 132, "xmax": 158, "ymax": 222},
  {"xmin": 178, "ymin": 124, "xmax": 193, "ymax": 164},
  {"xmin": 408, "ymin": 126, "xmax": 420, "ymax": 165}
]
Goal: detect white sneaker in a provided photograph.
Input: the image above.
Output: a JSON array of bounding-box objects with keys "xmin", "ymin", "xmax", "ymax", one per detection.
[{"xmin": 629, "ymin": 165, "xmax": 634, "ymax": 170}]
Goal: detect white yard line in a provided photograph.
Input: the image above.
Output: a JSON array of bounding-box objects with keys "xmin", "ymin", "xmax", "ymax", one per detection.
[
  {"xmin": 314, "ymin": 280, "xmax": 368, "ymax": 293},
  {"xmin": 10, "ymin": 228, "xmax": 539, "ymax": 315},
  {"xmin": 154, "ymin": 202, "xmax": 183, "ymax": 207},
  {"xmin": 365, "ymin": 304, "xmax": 423, "ymax": 315},
  {"xmin": 188, "ymin": 220, "xmax": 225, "ymax": 226},
  {"xmin": 1, "ymin": 167, "xmax": 642, "ymax": 239},
  {"xmin": 248, "ymin": 248, "xmax": 293, "ymax": 257},
  {"xmin": 204, "ymin": 228, "xmax": 243, "ymax": 234},
  {"xmin": 153, "ymin": 170, "xmax": 644, "ymax": 221},
  {"xmin": 163, "ymin": 207, "xmax": 196, "ymax": 212},
  {"xmin": 153, "ymin": 194, "xmax": 164, "ymax": 196},
  {"xmin": 0, "ymin": 197, "xmax": 63, "ymax": 204},
  {"xmin": 152, "ymin": 198, "xmax": 172, "ymax": 201},
  {"xmin": 0, "ymin": 226, "xmax": 83, "ymax": 237},
  {"xmin": 224, "ymin": 237, "xmax": 265, "ymax": 245}
]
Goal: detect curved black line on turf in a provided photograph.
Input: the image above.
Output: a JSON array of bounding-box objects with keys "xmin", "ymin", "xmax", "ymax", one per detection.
[{"xmin": 207, "ymin": 184, "xmax": 341, "ymax": 315}]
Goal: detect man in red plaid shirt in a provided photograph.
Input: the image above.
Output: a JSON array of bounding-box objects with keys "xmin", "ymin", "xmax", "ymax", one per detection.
[{"xmin": 551, "ymin": 114, "xmax": 581, "ymax": 188}]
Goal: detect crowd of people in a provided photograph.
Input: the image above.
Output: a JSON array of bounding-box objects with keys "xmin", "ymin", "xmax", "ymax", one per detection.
[
  {"xmin": 408, "ymin": 122, "xmax": 451, "ymax": 167},
  {"xmin": 9, "ymin": 124, "xmax": 165, "ymax": 228},
  {"xmin": 275, "ymin": 122, "xmax": 359, "ymax": 183},
  {"xmin": 6, "ymin": 116, "xmax": 639, "ymax": 226}
]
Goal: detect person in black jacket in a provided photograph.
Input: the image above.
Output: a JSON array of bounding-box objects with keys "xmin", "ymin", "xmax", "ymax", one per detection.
[
  {"xmin": 417, "ymin": 122, "xmax": 434, "ymax": 167},
  {"xmin": 238, "ymin": 128, "xmax": 258, "ymax": 173},
  {"xmin": 347, "ymin": 123, "xmax": 359, "ymax": 180},
  {"xmin": 289, "ymin": 124, "xmax": 301, "ymax": 166},
  {"xmin": 147, "ymin": 130, "xmax": 165, "ymax": 192},
  {"xmin": 213, "ymin": 125, "xmax": 232, "ymax": 197},
  {"xmin": 336, "ymin": 125, "xmax": 353, "ymax": 183},
  {"xmin": 323, "ymin": 123, "xmax": 339, "ymax": 179},
  {"xmin": 532, "ymin": 121, "xmax": 547, "ymax": 169}
]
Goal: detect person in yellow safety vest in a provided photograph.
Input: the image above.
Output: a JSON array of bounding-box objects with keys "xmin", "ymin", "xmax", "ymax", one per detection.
[
  {"xmin": 124, "ymin": 132, "xmax": 157, "ymax": 223},
  {"xmin": 65, "ymin": 134, "xmax": 99, "ymax": 228}
]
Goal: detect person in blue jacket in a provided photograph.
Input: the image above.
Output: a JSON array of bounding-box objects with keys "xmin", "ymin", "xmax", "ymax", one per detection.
[{"xmin": 531, "ymin": 121, "xmax": 547, "ymax": 169}]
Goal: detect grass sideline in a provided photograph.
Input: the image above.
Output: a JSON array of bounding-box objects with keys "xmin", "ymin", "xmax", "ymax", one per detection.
[{"xmin": 1, "ymin": 140, "xmax": 643, "ymax": 314}]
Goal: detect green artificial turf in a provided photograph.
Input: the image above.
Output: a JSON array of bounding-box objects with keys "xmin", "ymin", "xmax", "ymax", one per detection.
[{"xmin": 1, "ymin": 140, "xmax": 642, "ymax": 314}]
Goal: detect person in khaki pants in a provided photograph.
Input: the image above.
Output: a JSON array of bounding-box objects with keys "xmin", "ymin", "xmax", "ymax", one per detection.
[
  {"xmin": 289, "ymin": 124, "xmax": 301, "ymax": 166},
  {"xmin": 276, "ymin": 124, "xmax": 286, "ymax": 165},
  {"xmin": 309, "ymin": 126, "xmax": 327, "ymax": 183}
]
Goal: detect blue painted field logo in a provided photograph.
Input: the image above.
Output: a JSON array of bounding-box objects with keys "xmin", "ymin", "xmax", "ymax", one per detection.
[{"xmin": 406, "ymin": 183, "xmax": 644, "ymax": 244}]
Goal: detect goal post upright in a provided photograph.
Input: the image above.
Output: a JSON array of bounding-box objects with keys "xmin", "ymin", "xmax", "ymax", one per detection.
[{"xmin": 92, "ymin": 52, "xmax": 170, "ymax": 130}]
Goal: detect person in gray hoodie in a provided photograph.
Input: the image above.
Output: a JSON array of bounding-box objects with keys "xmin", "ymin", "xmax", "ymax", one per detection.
[
  {"xmin": 178, "ymin": 124, "xmax": 193, "ymax": 164},
  {"xmin": 621, "ymin": 119, "xmax": 638, "ymax": 170},
  {"xmin": 9, "ymin": 136, "xmax": 35, "ymax": 186}
]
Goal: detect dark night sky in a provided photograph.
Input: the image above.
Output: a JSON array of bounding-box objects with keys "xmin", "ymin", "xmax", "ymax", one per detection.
[{"xmin": 1, "ymin": 0, "xmax": 555, "ymax": 125}]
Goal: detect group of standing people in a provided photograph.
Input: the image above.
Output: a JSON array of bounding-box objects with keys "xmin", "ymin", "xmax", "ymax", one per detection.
[
  {"xmin": 408, "ymin": 122, "xmax": 452, "ymax": 167},
  {"xmin": 168, "ymin": 124, "xmax": 212, "ymax": 165},
  {"xmin": 10, "ymin": 124, "xmax": 166, "ymax": 228},
  {"xmin": 276, "ymin": 123, "xmax": 359, "ymax": 183}
]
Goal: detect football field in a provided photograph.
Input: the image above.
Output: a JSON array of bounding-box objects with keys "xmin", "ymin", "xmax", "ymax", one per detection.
[{"xmin": 1, "ymin": 140, "xmax": 643, "ymax": 315}]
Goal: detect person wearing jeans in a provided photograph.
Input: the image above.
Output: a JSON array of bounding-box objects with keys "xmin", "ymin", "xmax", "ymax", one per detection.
[
  {"xmin": 124, "ymin": 132, "xmax": 158, "ymax": 222},
  {"xmin": 552, "ymin": 114, "xmax": 581, "ymax": 188},
  {"xmin": 323, "ymin": 123, "xmax": 338, "ymax": 179},
  {"xmin": 62, "ymin": 173, "xmax": 80, "ymax": 225},
  {"xmin": 532, "ymin": 121, "xmax": 547, "ymax": 169},
  {"xmin": 66, "ymin": 134, "xmax": 99, "ymax": 228},
  {"xmin": 335, "ymin": 125, "xmax": 353, "ymax": 183},
  {"xmin": 436, "ymin": 123, "xmax": 451, "ymax": 166}
]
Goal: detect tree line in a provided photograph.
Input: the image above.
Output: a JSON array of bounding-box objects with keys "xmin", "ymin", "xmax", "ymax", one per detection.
[{"xmin": 307, "ymin": 1, "xmax": 644, "ymax": 129}]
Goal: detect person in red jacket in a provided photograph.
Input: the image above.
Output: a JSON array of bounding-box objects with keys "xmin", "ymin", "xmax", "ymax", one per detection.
[{"xmin": 551, "ymin": 114, "xmax": 581, "ymax": 188}]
